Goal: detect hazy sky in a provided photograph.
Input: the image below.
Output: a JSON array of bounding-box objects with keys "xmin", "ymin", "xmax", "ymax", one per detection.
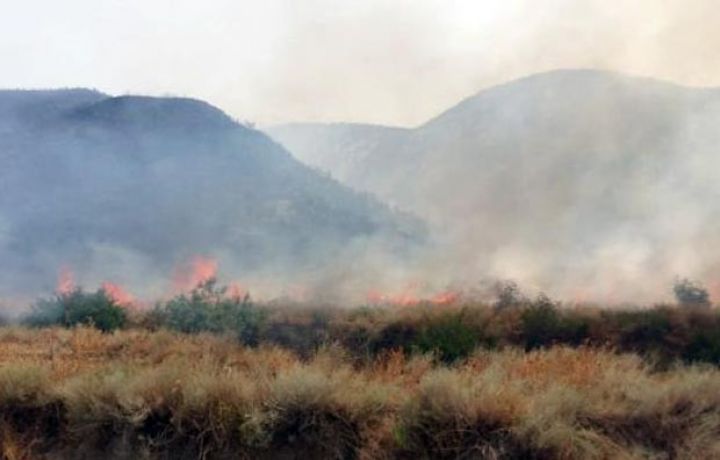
[{"xmin": 1, "ymin": 0, "xmax": 718, "ymax": 126}]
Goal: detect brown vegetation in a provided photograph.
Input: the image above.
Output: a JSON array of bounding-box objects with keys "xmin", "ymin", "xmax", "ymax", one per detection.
[
  {"xmin": 240, "ymin": 301, "xmax": 720, "ymax": 367},
  {"xmin": 1, "ymin": 326, "xmax": 720, "ymax": 459}
]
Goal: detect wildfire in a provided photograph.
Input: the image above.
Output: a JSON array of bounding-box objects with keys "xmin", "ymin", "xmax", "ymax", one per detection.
[
  {"xmin": 367, "ymin": 284, "xmax": 460, "ymax": 307},
  {"xmin": 367, "ymin": 290, "xmax": 419, "ymax": 306},
  {"xmin": 569, "ymin": 288, "xmax": 590, "ymax": 305},
  {"xmin": 430, "ymin": 291, "xmax": 460, "ymax": 305},
  {"xmin": 173, "ymin": 256, "xmax": 218, "ymax": 292},
  {"xmin": 101, "ymin": 282, "xmax": 134, "ymax": 306},
  {"xmin": 227, "ymin": 281, "xmax": 248, "ymax": 300},
  {"xmin": 366, "ymin": 289, "xmax": 384, "ymax": 304},
  {"xmin": 57, "ymin": 266, "xmax": 75, "ymax": 296}
]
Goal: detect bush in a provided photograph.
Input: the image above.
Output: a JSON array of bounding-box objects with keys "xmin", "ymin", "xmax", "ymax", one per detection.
[
  {"xmin": 370, "ymin": 322, "xmax": 419, "ymax": 356},
  {"xmin": 683, "ymin": 329, "xmax": 720, "ymax": 365},
  {"xmin": 24, "ymin": 288, "xmax": 127, "ymax": 332},
  {"xmin": 412, "ymin": 313, "xmax": 481, "ymax": 363},
  {"xmin": 616, "ymin": 308, "xmax": 672, "ymax": 352},
  {"xmin": 158, "ymin": 278, "xmax": 266, "ymax": 345},
  {"xmin": 555, "ymin": 314, "xmax": 591, "ymax": 346},
  {"xmin": 261, "ymin": 310, "xmax": 332, "ymax": 358},
  {"xmin": 493, "ymin": 280, "xmax": 524, "ymax": 311},
  {"xmin": 678, "ymin": 313, "xmax": 720, "ymax": 365},
  {"xmin": 520, "ymin": 294, "xmax": 561, "ymax": 350},
  {"xmin": 673, "ymin": 278, "xmax": 710, "ymax": 309},
  {"xmin": 519, "ymin": 294, "xmax": 588, "ymax": 350}
]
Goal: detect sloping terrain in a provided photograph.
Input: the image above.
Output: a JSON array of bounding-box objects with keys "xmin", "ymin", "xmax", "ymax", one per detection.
[
  {"xmin": 268, "ymin": 70, "xmax": 720, "ymax": 300},
  {"xmin": 0, "ymin": 90, "xmax": 423, "ymax": 302}
]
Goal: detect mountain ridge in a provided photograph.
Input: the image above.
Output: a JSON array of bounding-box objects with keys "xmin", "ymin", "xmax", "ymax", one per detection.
[
  {"xmin": 0, "ymin": 89, "xmax": 424, "ymax": 303},
  {"xmin": 266, "ymin": 68, "xmax": 720, "ymax": 300}
]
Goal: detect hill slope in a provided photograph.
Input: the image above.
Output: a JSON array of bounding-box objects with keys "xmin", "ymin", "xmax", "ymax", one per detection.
[
  {"xmin": 0, "ymin": 90, "xmax": 423, "ymax": 302},
  {"xmin": 268, "ymin": 70, "xmax": 720, "ymax": 300}
]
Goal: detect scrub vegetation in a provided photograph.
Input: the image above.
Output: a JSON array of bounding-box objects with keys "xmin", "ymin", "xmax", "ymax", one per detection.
[
  {"xmin": 1, "ymin": 327, "xmax": 720, "ymax": 459},
  {"xmin": 2, "ymin": 281, "xmax": 720, "ymax": 458}
]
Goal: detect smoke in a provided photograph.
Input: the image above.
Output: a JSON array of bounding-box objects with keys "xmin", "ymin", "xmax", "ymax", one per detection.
[
  {"xmin": 1, "ymin": 1, "xmax": 720, "ymax": 126},
  {"xmin": 3, "ymin": 2, "xmax": 720, "ymax": 308},
  {"xmin": 268, "ymin": 69, "xmax": 720, "ymax": 306}
]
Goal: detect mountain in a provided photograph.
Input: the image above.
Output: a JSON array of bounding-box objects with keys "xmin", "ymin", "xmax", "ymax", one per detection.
[
  {"xmin": 0, "ymin": 89, "xmax": 423, "ymax": 302},
  {"xmin": 268, "ymin": 70, "xmax": 720, "ymax": 300}
]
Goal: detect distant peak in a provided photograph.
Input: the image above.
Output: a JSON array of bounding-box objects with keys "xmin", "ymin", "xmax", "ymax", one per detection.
[
  {"xmin": 473, "ymin": 68, "xmax": 699, "ymax": 100},
  {"xmin": 521, "ymin": 68, "xmax": 629, "ymax": 79},
  {"xmin": 420, "ymin": 68, "xmax": 696, "ymax": 128},
  {"xmin": 502, "ymin": 68, "xmax": 687, "ymax": 88}
]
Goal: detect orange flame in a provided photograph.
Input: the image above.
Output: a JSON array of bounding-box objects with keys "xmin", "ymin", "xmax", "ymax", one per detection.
[
  {"xmin": 101, "ymin": 282, "xmax": 134, "ymax": 306},
  {"xmin": 392, "ymin": 293, "xmax": 420, "ymax": 306},
  {"xmin": 227, "ymin": 281, "xmax": 248, "ymax": 300},
  {"xmin": 173, "ymin": 256, "xmax": 218, "ymax": 292},
  {"xmin": 57, "ymin": 266, "xmax": 75, "ymax": 296},
  {"xmin": 366, "ymin": 289, "xmax": 385, "ymax": 304},
  {"xmin": 367, "ymin": 284, "xmax": 420, "ymax": 306},
  {"xmin": 430, "ymin": 291, "xmax": 460, "ymax": 305},
  {"xmin": 368, "ymin": 284, "xmax": 460, "ymax": 307}
]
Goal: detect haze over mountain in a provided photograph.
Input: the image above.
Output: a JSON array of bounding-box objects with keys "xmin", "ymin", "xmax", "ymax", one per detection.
[
  {"xmin": 0, "ymin": 89, "xmax": 424, "ymax": 306},
  {"xmin": 269, "ymin": 69, "xmax": 720, "ymax": 302}
]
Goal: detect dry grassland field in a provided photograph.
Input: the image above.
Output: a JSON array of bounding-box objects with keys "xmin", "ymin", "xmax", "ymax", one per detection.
[{"xmin": 2, "ymin": 291, "xmax": 720, "ymax": 459}]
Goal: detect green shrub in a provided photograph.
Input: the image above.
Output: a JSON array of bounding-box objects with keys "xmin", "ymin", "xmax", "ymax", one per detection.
[
  {"xmin": 413, "ymin": 313, "xmax": 481, "ymax": 363},
  {"xmin": 24, "ymin": 288, "xmax": 127, "ymax": 332},
  {"xmin": 370, "ymin": 322, "xmax": 419, "ymax": 356},
  {"xmin": 159, "ymin": 278, "xmax": 266, "ymax": 345},
  {"xmin": 673, "ymin": 278, "xmax": 710, "ymax": 309},
  {"xmin": 493, "ymin": 280, "xmax": 525, "ymax": 310},
  {"xmin": 556, "ymin": 314, "xmax": 590, "ymax": 346},
  {"xmin": 519, "ymin": 294, "xmax": 588, "ymax": 350},
  {"xmin": 683, "ymin": 330, "xmax": 720, "ymax": 365},
  {"xmin": 520, "ymin": 294, "xmax": 561, "ymax": 350},
  {"xmin": 616, "ymin": 308, "xmax": 672, "ymax": 352},
  {"xmin": 261, "ymin": 313, "xmax": 331, "ymax": 358}
]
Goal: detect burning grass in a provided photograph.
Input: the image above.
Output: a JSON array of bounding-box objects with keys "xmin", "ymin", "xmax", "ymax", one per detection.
[{"xmin": 0, "ymin": 327, "xmax": 720, "ymax": 458}]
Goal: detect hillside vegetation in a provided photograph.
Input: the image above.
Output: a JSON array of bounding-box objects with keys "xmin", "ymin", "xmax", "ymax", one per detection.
[{"xmin": 0, "ymin": 89, "xmax": 423, "ymax": 301}]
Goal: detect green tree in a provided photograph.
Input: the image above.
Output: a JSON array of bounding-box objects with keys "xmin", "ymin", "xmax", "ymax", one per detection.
[
  {"xmin": 673, "ymin": 278, "xmax": 710, "ymax": 309},
  {"xmin": 161, "ymin": 278, "xmax": 266, "ymax": 345},
  {"xmin": 25, "ymin": 287, "xmax": 127, "ymax": 332}
]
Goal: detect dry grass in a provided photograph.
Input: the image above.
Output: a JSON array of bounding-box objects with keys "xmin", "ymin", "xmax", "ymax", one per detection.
[{"xmin": 0, "ymin": 327, "xmax": 719, "ymax": 458}]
